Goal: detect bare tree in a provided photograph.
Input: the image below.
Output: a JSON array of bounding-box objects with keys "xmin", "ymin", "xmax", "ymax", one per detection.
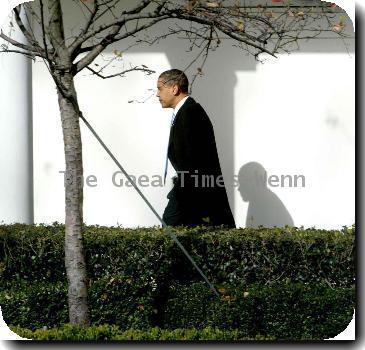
[{"xmin": 0, "ymin": 0, "xmax": 350, "ymax": 326}]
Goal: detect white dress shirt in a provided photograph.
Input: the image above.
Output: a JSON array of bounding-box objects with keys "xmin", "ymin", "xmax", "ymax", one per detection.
[{"xmin": 173, "ymin": 95, "xmax": 190, "ymax": 117}]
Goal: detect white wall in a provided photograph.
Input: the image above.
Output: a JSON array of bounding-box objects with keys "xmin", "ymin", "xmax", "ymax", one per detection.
[
  {"xmin": 33, "ymin": 52, "xmax": 173, "ymax": 227},
  {"xmin": 233, "ymin": 53, "xmax": 355, "ymax": 228},
  {"xmin": 0, "ymin": 1, "xmax": 355, "ymax": 229},
  {"xmin": 0, "ymin": 8, "xmax": 33, "ymax": 224},
  {"xmin": 32, "ymin": 52, "xmax": 355, "ymax": 229}
]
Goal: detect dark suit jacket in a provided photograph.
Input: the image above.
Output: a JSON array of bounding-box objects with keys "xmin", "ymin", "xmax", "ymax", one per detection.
[{"xmin": 167, "ymin": 97, "xmax": 235, "ymax": 227}]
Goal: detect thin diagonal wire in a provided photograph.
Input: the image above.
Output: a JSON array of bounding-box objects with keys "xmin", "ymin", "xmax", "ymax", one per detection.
[{"xmin": 78, "ymin": 112, "xmax": 220, "ymax": 298}]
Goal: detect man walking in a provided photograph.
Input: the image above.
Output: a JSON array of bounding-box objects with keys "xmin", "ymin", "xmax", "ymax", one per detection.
[{"xmin": 157, "ymin": 69, "xmax": 235, "ymax": 228}]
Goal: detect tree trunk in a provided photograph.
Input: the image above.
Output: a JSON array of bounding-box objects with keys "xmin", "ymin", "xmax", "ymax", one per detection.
[{"xmin": 57, "ymin": 72, "xmax": 90, "ymax": 326}]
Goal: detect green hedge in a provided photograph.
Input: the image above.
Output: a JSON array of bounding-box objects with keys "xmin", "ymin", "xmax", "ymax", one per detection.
[
  {"xmin": 0, "ymin": 278, "xmax": 155, "ymax": 330},
  {"xmin": 10, "ymin": 324, "xmax": 275, "ymax": 341},
  {"xmin": 0, "ymin": 280, "xmax": 355, "ymax": 340},
  {"xmin": 163, "ymin": 282, "xmax": 355, "ymax": 340},
  {"xmin": 0, "ymin": 224, "xmax": 355, "ymax": 340},
  {"xmin": 0, "ymin": 223, "xmax": 355, "ymax": 287},
  {"xmin": 0, "ymin": 282, "xmax": 68, "ymax": 330}
]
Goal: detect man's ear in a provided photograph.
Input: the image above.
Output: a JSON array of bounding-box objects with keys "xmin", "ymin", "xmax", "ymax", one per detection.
[{"xmin": 172, "ymin": 84, "xmax": 179, "ymax": 95}]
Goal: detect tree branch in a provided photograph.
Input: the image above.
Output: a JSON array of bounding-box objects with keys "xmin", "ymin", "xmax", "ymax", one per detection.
[
  {"xmin": 125, "ymin": 0, "xmax": 152, "ymax": 15},
  {"xmin": 73, "ymin": 15, "xmax": 169, "ymax": 73},
  {"xmin": 13, "ymin": 5, "xmax": 42, "ymax": 50},
  {"xmin": 81, "ymin": 0, "xmax": 100, "ymax": 37},
  {"xmin": 0, "ymin": 48, "xmax": 36, "ymax": 59},
  {"xmin": 0, "ymin": 31, "xmax": 46, "ymax": 58},
  {"xmin": 47, "ymin": 0, "xmax": 69, "ymax": 65},
  {"xmin": 188, "ymin": 26, "xmax": 215, "ymax": 91},
  {"xmin": 69, "ymin": 10, "xmax": 172, "ymax": 56},
  {"xmin": 40, "ymin": 0, "xmax": 52, "ymax": 62},
  {"xmin": 174, "ymin": 11, "xmax": 277, "ymax": 57},
  {"xmin": 85, "ymin": 65, "xmax": 155, "ymax": 79}
]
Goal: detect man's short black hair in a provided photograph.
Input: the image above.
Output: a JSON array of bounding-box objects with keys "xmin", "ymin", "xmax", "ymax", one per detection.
[{"xmin": 159, "ymin": 69, "xmax": 189, "ymax": 93}]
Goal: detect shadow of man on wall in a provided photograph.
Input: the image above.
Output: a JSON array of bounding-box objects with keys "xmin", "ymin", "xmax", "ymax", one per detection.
[{"xmin": 238, "ymin": 162, "xmax": 294, "ymax": 228}]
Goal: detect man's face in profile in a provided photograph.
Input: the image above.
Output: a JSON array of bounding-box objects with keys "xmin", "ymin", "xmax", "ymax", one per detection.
[{"xmin": 156, "ymin": 78, "xmax": 176, "ymax": 108}]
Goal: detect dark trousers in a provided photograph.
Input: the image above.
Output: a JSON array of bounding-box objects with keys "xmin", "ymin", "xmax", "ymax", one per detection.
[
  {"xmin": 162, "ymin": 184, "xmax": 185, "ymax": 226},
  {"xmin": 162, "ymin": 180, "xmax": 235, "ymax": 228}
]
